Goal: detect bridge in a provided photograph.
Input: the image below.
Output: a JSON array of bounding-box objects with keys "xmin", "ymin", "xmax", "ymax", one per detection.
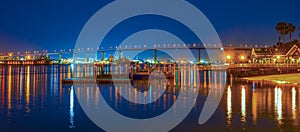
[{"xmin": 0, "ymin": 43, "xmax": 269, "ymax": 63}]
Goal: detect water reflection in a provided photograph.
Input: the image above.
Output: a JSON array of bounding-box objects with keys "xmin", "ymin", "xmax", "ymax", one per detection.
[
  {"xmin": 25, "ymin": 66, "xmax": 31, "ymax": 114},
  {"xmin": 226, "ymin": 86, "xmax": 232, "ymax": 126},
  {"xmin": 275, "ymin": 87, "xmax": 283, "ymax": 125},
  {"xmin": 241, "ymin": 86, "xmax": 247, "ymax": 130},
  {"xmin": 69, "ymin": 86, "xmax": 75, "ymax": 128},
  {"xmin": 241, "ymin": 86, "xmax": 246, "ymax": 125},
  {"xmin": 1, "ymin": 65, "xmax": 300, "ymax": 131},
  {"xmin": 292, "ymin": 87, "xmax": 296, "ymax": 120},
  {"xmin": 0, "ymin": 65, "xmax": 76, "ymax": 131},
  {"xmin": 7, "ymin": 66, "xmax": 11, "ymax": 119}
]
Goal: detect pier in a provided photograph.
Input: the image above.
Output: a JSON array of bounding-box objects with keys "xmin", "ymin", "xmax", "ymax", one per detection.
[{"xmin": 227, "ymin": 64, "xmax": 300, "ymax": 77}]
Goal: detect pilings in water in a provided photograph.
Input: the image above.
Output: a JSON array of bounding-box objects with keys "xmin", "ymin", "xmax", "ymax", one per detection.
[{"xmin": 67, "ymin": 63, "xmax": 228, "ymax": 88}]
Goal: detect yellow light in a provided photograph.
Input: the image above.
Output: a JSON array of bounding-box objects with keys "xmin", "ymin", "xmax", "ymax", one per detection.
[
  {"xmin": 276, "ymin": 55, "xmax": 280, "ymax": 59},
  {"xmin": 292, "ymin": 58, "xmax": 295, "ymax": 62},
  {"xmin": 226, "ymin": 55, "xmax": 231, "ymax": 60},
  {"xmin": 240, "ymin": 55, "xmax": 245, "ymax": 60}
]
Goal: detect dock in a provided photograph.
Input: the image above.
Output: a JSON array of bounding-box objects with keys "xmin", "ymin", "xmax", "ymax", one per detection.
[{"xmin": 62, "ymin": 77, "xmax": 130, "ymax": 83}]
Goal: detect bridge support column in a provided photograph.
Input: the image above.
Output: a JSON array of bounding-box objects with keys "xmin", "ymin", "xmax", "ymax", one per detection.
[
  {"xmin": 198, "ymin": 49, "xmax": 201, "ymax": 62},
  {"xmin": 72, "ymin": 53, "xmax": 76, "ymax": 63},
  {"xmin": 154, "ymin": 49, "xmax": 157, "ymax": 64},
  {"xmin": 101, "ymin": 51, "xmax": 105, "ymax": 61},
  {"xmin": 86, "ymin": 52, "xmax": 89, "ymax": 62},
  {"xmin": 118, "ymin": 50, "xmax": 122, "ymax": 60},
  {"xmin": 59, "ymin": 52, "xmax": 62, "ymax": 62}
]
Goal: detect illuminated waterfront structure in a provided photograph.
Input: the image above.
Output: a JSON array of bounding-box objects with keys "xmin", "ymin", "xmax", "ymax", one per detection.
[
  {"xmin": 1, "ymin": 43, "xmax": 300, "ymax": 65},
  {"xmin": 252, "ymin": 43, "xmax": 300, "ymax": 64}
]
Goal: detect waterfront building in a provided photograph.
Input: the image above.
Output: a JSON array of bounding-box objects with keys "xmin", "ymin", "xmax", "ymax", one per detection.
[{"xmin": 251, "ymin": 43, "xmax": 300, "ymax": 64}]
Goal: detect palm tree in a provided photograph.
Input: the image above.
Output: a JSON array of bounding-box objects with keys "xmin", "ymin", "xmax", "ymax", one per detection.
[
  {"xmin": 287, "ymin": 23, "xmax": 296, "ymax": 42},
  {"xmin": 299, "ymin": 27, "xmax": 300, "ymax": 39},
  {"xmin": 275, "ymin": 22, "xmax": 288, "ymax": 43}
]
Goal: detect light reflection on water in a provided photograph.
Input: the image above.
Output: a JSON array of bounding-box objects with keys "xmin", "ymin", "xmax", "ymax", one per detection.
[
  {"xmin": 69, "ymin": 86, "xmax": 75, "ymax": 128},
  {"xmin": 226, "ymin": 86, "xmax": 232, "ymax": 126},
  {"xmin": 0, "ymin": 65, "xmax": 300, "ymax": 131},
  {"xmin": 275, "ymin": 87, "xmax": 283, "ymax": 126},
  {"xmin": 241, "ymin": 85, "xmax": 246, "ymax": 129}
]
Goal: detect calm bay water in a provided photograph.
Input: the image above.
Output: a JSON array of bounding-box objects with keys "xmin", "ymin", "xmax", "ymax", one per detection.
[{"xmin": 0, "ymin": 65, "xmax": 299, "ymax": 132}]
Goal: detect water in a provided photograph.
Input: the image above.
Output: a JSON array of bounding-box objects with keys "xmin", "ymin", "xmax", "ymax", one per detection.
[{"xmin": 0, "ymin": 65, "xmax": 299, "ymax": 131}]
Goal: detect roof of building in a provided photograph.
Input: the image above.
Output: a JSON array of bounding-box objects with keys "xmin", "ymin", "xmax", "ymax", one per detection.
[{"xmin": 252, "ymin": 43, "xmax": 300, "ymax": 57}]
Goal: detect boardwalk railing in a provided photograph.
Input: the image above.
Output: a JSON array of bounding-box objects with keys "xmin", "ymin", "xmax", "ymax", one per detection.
[{"xmin": 228, "ymin": 64, "xmax": 300, "ymax": 68}]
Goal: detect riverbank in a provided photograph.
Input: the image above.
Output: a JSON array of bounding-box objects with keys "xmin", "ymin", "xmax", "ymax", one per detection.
[{"xmin": 243, "ymin": 73, "xmax": 300, "ymax": 84}]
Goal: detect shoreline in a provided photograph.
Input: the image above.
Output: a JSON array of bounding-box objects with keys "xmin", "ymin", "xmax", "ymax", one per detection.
[{"xmin": 243, "ymin": 73, "xmax": 300, "ymax": 84}]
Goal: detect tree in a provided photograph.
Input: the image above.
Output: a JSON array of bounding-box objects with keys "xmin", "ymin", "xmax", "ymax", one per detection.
[
  {"xmin": 299, "ymin": 27, "xmax": 300, "ymax": 39},
  {"xmin": 287, "ymin": 23, "xmax": 296, "ymax": 42},
  {"xmin": 275, "ymin": 22, "xmax": 288, "ymax": 43}
]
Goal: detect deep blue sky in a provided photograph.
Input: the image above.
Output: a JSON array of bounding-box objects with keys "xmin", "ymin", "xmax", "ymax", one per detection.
[{"xmin": 0, "ymin": 0, "xmax": 299, "ymax": 52}]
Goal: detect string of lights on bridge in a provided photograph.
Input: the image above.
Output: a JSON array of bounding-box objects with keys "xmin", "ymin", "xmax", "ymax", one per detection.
[{"xmin": 1, "ymin": 43, "xmax": 271, "ymax": 56}]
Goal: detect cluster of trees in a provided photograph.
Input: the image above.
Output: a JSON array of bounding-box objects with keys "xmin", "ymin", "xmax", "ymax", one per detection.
[{"xmin": 275, "ymin": 22, "xmax": 300, "ymax": 45}]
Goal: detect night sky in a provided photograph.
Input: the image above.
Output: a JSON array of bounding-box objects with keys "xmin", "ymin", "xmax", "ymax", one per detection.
[{"xmin": 0, "ymin": 0, "xmax": 299, "ymax": 52}]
